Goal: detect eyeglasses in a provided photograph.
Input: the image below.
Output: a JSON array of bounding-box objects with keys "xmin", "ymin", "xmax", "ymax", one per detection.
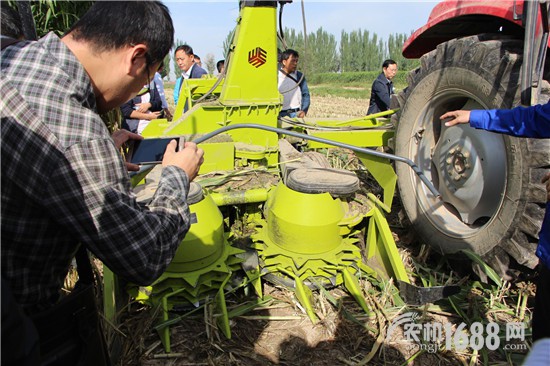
[{"xmin": 143, "ymin": 53, "xmax": 151, "ymax": 84}]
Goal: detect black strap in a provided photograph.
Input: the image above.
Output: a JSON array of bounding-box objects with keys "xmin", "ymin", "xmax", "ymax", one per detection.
[
  {"xmin": 74, "ymin": 246, "xmax": 94, "ymax": 286},
  {"xmin": 279, "ymin": 68, "xmax": 301, "ymax": 85}
]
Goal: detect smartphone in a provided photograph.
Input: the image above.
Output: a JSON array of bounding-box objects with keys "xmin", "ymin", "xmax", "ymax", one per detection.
[{"xmin": 127, "ymin": 137, "xmax": 184, "ymax": 165}]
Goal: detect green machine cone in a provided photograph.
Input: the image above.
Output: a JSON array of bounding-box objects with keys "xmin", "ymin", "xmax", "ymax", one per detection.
[
  {"xmin": 128, "ymin": 184, "xmax": 244, "ymax": 352},
  {"xmin": 252, "ymin": 183, "xmax": 374, "ymax": 320}
]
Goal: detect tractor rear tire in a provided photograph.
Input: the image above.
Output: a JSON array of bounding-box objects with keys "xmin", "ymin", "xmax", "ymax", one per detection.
[{"xmin": 394, "ymin": 34, "xmax": 550, "ymax": 276}]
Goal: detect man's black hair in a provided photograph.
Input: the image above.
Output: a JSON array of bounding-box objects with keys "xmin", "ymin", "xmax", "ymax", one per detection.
[
  {"xmin": 280, "ymin": 48, "xmax": 299, "ymax": 61},
  {"xmin": 175, "ymin": 44, "xmax": 193, "ymax": 56},
  {"xmin": 216, "ymin": 59, "xmax": 225, "ymax": 73},
  {"xmin": 1, "ymin": 3, "xmax": 23, "ymax": 39},
  {"xmin": 382, "ymin": 59, "xmax": 397, "ymax": 69},
  {"xmin": 66, "ymin": 1, "xmax": 174, "ymax": 65}
]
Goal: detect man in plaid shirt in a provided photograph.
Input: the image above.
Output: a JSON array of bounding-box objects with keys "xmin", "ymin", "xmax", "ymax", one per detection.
[{"xmin": 1, "ymin": 1, "xmax": 204, "ymax": 316}]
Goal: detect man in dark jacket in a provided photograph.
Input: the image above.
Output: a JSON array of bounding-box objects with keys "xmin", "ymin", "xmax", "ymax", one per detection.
[
  {"xmin": 367, "ymin": 59, "xmax": 397, "ymax": 115},
  {"xmin": 173, "ymin": 44, "xmax": 207, "ymax": 106}
]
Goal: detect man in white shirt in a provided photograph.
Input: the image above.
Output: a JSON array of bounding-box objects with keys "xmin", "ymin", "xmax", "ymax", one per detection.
[{"xmin": 278, "ymin": 49, "xmax": 310, "ymax": 118}]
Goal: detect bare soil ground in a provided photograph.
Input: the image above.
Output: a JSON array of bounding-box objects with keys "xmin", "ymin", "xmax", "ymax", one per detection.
[
  {"xmin": 307, "ymin": 95, "xmax": 370, "ymax": 118},
  {"xmin": 110, "ymin": 95, "xmax": 536, "ymax": 366}
]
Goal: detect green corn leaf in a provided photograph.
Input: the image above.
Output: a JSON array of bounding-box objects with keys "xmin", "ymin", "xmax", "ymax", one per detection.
[{"xmin": 460, "ymin": 249, "xmax": 502, "ymax": 287}]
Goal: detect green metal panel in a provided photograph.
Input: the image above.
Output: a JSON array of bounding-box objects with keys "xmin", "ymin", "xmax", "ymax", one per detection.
[
  {"xmin": 297, "ymin": 116, "xmax": 391, "ymax": 128},
  {"xmin": 306, "ymin": 129, "xmax": 394, "ymax": 149},
  {"xmin": 365, "ymin": 206, "xmax": 409, "ymax": 283},
  {"xmin": 197, "ymin": 142, "xmax": 235, "ymax": 174},
  {"xmin": 219, "ymin": 6, "xmax": 280, "ymax": 105},
  {"xmin": 103, "ymin": 267, "xmax": 118, "ymax": 325},
  {"xmin": 210, "ymin": 188, "xmax": 269, "ymax": 207},
  {"xmin": 173, "ymin": 77, "xmax": 224, "ymax": 121},
  {"xmin": 357, "ymin": 154, "xmax": 398, "ymax": 209}
]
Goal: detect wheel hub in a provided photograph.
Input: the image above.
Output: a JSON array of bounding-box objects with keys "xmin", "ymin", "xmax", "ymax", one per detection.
[
  {"xmin": 432, "ymin": 124, "xmax": 506, "ymax": 225},
  {"xmin": 446, "ymin": 145, "xmax": 471, "ymax": 180}
]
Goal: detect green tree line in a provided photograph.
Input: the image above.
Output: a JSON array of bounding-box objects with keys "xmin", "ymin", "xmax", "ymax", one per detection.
[{"xmin": 279, "ymin": 27, "xmax": 420, "ymax": 74}]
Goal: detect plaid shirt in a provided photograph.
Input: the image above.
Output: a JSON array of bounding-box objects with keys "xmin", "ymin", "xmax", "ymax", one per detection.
[{"xmin": 1, "ymin": 33, "xmax": 191, "ymax": 309}]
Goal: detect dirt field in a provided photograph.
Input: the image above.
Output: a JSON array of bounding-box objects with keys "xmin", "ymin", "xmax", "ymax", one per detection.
[
  {"xmin": 114, "ymin": 95, "xmax": 535, "ymax": 366},
  {"xmin": 307, "ymin": 95, "xmax": 370, "ymax": 118}
]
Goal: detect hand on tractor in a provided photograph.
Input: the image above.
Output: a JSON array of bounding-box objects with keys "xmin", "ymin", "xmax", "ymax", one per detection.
[
  {"xmin": 111, "ymin": 129, "xmax": 143, "ymax": 172},
  {"xmin": 162, "ymin": 141, "xmax": 204, "ymax": 181},
  {"xmin": 543, "ymin": 172, "xmax": 550, "ymax": 202},
  {"xmin": 440, "ymin": 110, "xmax": 471, "ymax": 126}
]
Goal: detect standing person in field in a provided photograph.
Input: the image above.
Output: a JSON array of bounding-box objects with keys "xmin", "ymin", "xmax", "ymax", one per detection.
[
  {"xmin": 193, "ymin": 54, "xmax": 202, "ymax": 67},
  {"xmin": 173, "ymin": 44, "xmax": 207, "ymax": 106},
  {"xmin": 153, "ymin": 63, "xmax": 173, "ymax": 120},
  {"xmin": 278, "ymin": 48, "xmax": 310, "ymax": 118},
  {"xmin": 217, "ymin": 59, "xmax": 225, "ymax": 74},
  {"xmin": 1, "ymin": 1, "xmax": 204, "ymax": 364},
  {"xmin": 440, "ymin": 104, "xmax": 550, "ymax": 343},
  {"xmin": 367, "ymin": 59, "xmax": 397, "ymax": 115}
]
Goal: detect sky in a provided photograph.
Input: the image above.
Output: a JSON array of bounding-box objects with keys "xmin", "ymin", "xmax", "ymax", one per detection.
[{"xmin": 165, "ymin": 0, "xmax": 438, "ymax": 77}]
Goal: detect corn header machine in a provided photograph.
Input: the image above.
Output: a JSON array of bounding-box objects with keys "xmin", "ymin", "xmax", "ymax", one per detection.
[{"xmin": 103, "ymin": 0, "xmax": 450, "ymax": 354}]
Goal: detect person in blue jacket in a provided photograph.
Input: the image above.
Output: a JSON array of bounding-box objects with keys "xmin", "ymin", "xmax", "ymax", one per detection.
[
  {"xmin": 440, "ymin": 103, "xmax": 550, "ymax": 342},
  {"xmin": 173, "ymin": 44, "xmax": 207, "ymax": 107}
]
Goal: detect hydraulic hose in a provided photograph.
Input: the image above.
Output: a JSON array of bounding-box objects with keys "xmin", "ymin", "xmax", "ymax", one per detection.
[{"xmin": 192, "ymin": 124, "xmax": 440, "ymax": 197}]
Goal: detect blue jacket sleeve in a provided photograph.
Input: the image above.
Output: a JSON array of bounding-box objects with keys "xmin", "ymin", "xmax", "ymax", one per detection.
[
  {"xmin": 299, "ymin": 73, "xmax": 310, "ymax": 113},
  {"xmin": 173, "ymin": 77, "xmax": 182, "ymax": 106},
  {"xmin": 120, "ymin": 98, "xmax": 136, "ymax": 118},
  {"xmin": 469, "ymin": 102, "xmax": 550, "ymax": 138}
]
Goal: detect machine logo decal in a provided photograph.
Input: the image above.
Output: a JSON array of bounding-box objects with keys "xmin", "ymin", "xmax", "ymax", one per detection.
[{"xmin": 248, "ymin": 47, "xmax": 267, "ymax": 68}]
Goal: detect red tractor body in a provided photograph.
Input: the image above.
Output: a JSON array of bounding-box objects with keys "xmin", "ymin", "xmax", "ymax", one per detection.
[{"xmin": 403, "ymin": 0, "xmax": 549, "ymax": 58}]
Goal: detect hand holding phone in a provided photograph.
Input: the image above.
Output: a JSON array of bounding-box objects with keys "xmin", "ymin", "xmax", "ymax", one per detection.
[
  {"xmin": 127, "ymin": 137, "xmax": 184, "ymax": 165},
  {"xmin": 162, "ymin": 141, "xmax": 204, "ymax": 181}
]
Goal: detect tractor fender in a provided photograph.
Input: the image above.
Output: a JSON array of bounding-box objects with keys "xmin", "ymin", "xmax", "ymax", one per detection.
[{"xmin": 403, "ymin": 0, "xmax": 526, "ymax": 58}]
